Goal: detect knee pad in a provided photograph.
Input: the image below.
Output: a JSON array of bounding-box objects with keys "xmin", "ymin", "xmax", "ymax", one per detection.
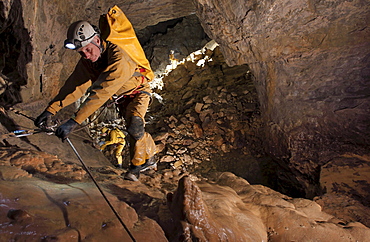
[{"xmin": 127, "ymin": 116, "xmax": 145, "ymax": 140}]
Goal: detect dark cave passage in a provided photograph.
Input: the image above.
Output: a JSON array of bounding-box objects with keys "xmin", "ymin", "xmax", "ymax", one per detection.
[{"xmin": 0, "ymin": 0, "xmax": 32, "ymax": 108}]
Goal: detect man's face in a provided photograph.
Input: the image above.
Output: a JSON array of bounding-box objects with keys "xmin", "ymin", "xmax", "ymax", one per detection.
[{"xmin": 77, "ymin": 37, "xmax": 101, "ymax": 62}]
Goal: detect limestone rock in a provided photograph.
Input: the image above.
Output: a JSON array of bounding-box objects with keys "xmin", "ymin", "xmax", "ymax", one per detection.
[
  {"xmin": 193, "ymin": 0, "xmax": 370, "ymax": 197},
  {"xmin": 0, "ymin": 143, "xmax": 369, "ymax": 241},
  {"xmin": 0, "ymin": 147, "xmax": 86, "ymax": 181},
  {"xmin": 1, "ymin": 1, "xmax": 369, "ymax": 240},
  {"xmin": 168, "ymin": 176, "xmax": 268, "ymax": 241},
  {"xmin": 315, "ymin": 153, "xmax": 370, "ymax": 227},
  {"xmin": 0, "ymin": 165, "xmax": 32, "ymax": 180},
  {"xmin": 167, "ymin": 173, "xmax": 370, "ymax": 241},
  {"xmin": 153, "ymin": 44, "xmax": 262, "ymax": 184},
  {"xmin": 0, "ymin": 177, "xmax": 167, "ymax": 241}
]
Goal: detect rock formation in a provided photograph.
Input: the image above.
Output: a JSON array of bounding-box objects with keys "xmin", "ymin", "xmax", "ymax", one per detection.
[
  {"xmin": 193, "ymin": 0, "xmax": 370, "ymax": 197},
  {"xmin": 1, "ymin": 142, "xmax": 370, "ymax": 241}
]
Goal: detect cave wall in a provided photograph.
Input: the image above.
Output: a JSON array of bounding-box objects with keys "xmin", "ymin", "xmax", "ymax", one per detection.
[{"xmin": 193, "ymin": 0, "xmax": 370, "ymax": 195}]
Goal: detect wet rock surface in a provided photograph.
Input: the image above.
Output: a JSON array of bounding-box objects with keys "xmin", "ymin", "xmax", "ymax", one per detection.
[
  {"xmin": 0, "ymin": 147, "xmax": 86, "ymax": 181},
  {"xmin": 0, "ymin": 174, "xmax": 167, "ymax": 241},
  {"xmin": 1, "ymin": 152, "xmax": 369, "ymax": 241}
]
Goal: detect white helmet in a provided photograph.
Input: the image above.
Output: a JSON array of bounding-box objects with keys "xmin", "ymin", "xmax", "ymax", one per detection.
[{"xmin": 64, "ymin": 21, "xmax": 99, "ymax": 50}]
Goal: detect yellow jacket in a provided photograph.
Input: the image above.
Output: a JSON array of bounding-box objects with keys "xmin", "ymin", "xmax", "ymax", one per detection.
[
  {"xmin": 100, "ymin": 128, "xmax": 126, "ymax": 151},
  {"xmin": 46, "ymin": 5, "xmax": 156, "ymax": 124}
]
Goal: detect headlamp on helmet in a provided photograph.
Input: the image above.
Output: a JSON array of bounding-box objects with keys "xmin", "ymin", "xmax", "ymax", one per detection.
[
  {"xmin": 64, "ymin": 21, "xmax": 99, "ymax": 50},
  {"xmin": 64, "ymin": 39, "xmax": 82, "ymax": 50}
]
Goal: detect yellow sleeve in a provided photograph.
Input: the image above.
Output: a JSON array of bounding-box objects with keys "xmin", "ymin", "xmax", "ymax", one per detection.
[
  {"xmin": 100, "ymin": 142, "xmax": 109, "ymax": 151},
  {"xmin": 46, "ymin": 60, "xmax": 93, "ymax": 115},
  {"xmin": 73, "ymin": 44, "xmax": 138, "ymax": 124}
]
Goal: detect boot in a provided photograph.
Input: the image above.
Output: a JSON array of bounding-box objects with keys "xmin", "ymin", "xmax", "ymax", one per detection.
[
  {"xmin": 123, "ymin": 157, "xmax": 157, "ymax": 181},
  {"xmin": 123, "ymin": 165, "xmax": 140, "ymax": 181},
  {"xmin": 139, "ymin": 157, "xmax": 157, "ymax": 172}
]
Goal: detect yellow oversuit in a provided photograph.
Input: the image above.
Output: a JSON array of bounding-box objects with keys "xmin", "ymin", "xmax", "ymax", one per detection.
[{"xmin": 100, "ymin": 128, "xmax": 126, "ymax": 166}]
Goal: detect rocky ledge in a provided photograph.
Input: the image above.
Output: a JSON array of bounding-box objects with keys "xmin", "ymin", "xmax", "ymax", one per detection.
[{"xmin": 1, "ymin": 146, "xmax": 369, "ymax": 241}]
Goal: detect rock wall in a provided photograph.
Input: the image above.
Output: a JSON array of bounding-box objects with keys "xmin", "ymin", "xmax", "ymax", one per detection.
[{"xmin": 193, "ymin": 0, "xmax": 370, "ymax": 197}]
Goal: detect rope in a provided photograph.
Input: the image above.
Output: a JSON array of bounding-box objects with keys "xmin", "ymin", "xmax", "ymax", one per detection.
[{"xmin": 66, "ymin": 137, "xmax": 136, "ymax": 242}]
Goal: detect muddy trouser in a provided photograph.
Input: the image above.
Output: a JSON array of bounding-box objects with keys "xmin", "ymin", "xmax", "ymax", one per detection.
[
  {"xmin": 115, "ymin": 143, "xmax": 125, "ymax": 165},
  {"xmin": 116, "ymin": 91, "xmax": 156, "ymax": 166}
]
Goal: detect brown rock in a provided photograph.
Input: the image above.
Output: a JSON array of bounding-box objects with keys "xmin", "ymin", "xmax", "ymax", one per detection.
[
  {"xmin": 193, "ymin": 0, "xmax": 370, "ymax": 197},
  {"xmin": 194, "ymin": 102, "xmax": 203, "ymax": 113},
  {"xmin": 213, "ymin": 134, "xmax": 224, "ymax": 148},
  {"xmin": 315, "ymin": 193, "xmax": 370, "ymax": 228},
  {"xmin": 192, "ymin": 123, "xmax": 204, "ymax": 138},
  {"xmin": 153, "ymin": 132, "xmax": 170, "ymax": 142},
  {"xmin": 0, "ymin": 166, "xmax": 32, "ymax": 180},
  {"xmin": 168, "ymin": 176, "xmax": 268, "ymax": 241},
  {"xmin": 214, "ymin": 172, "xmax": 370, "ymax": 242},
  {"xmin": 0, "ymin": 178, "xmax": 167, "ymax": 241},
  {"xmin": 172, "ymin": 160, "xmax": 183, "ymax": 169},
  {"xmin": 43, "ymin": 227, "xmax": 80, "ymax": 241},
  {"xmin": 160, "ymin": 155, "xmax": 176, "ymax": 163},
  {"xmin": 156, "ymin": 143, "xmax": 166, "ymax": 153},
  {"xmin": 7, "ymin": 209, "xmax": 32, "ymax": 223}
]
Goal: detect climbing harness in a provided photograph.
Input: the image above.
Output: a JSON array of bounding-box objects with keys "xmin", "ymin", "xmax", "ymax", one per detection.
[{"xmin": 110, "ymin": 67, "xmax": 151, "ymax": 106}]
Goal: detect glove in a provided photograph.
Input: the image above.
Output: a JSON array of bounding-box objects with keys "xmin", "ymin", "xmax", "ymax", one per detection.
[
  {"xmin": 34, "ymin": 111, "xmax": 53, "ymax": 128},
  {"xmin": 55, "ymin": 119, "xmax": 78, "ymax": 140}
]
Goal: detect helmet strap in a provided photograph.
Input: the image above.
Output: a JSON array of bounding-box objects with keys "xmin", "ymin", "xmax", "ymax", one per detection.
[{"xmin": 91, "ymin": 37, "xmax": 103, "ymax": 55}]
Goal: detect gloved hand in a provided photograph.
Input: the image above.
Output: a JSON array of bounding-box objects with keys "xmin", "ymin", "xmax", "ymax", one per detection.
[
  {"xmin": 34, "ymin": 111, "xmax": 53, "ymax": 128},
  {"xmin": 55, "ymin": 119, "xmax": 78, "ymax": 140}
]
